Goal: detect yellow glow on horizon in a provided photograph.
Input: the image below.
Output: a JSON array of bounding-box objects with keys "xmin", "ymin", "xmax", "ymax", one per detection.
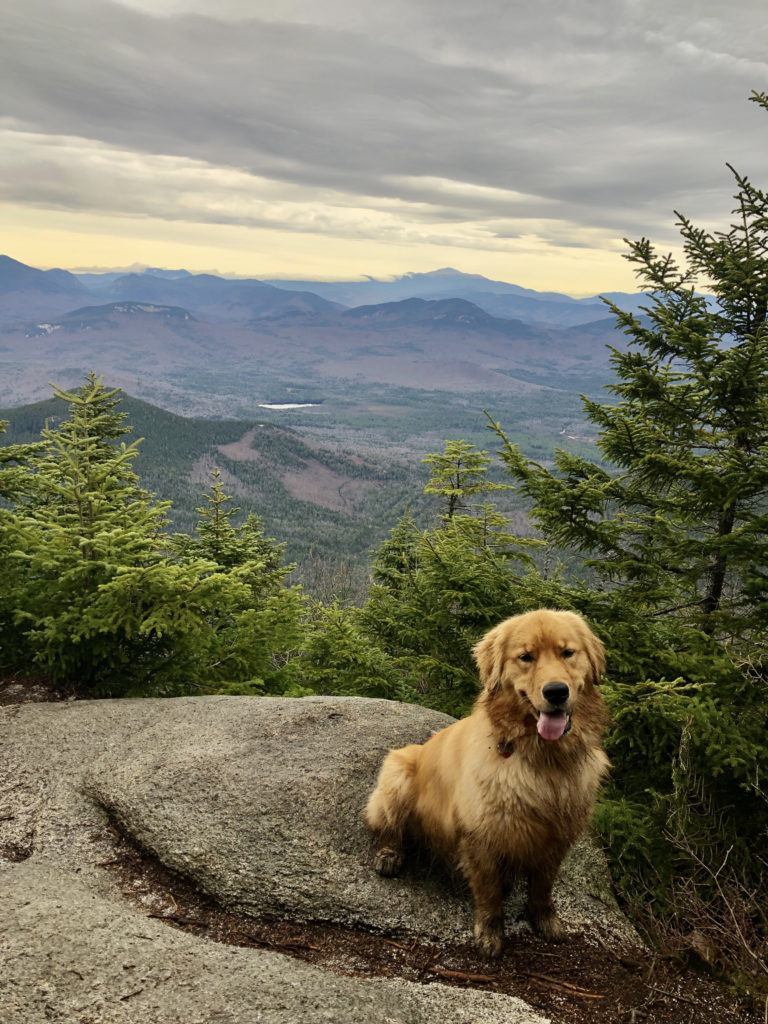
[{"xmin": 1, "ymin": 202, "xmax": 642, "ymax": 298}]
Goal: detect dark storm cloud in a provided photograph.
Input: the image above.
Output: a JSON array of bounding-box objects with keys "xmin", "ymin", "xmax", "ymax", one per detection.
[{"xmin": 2, "ymin": 0, "xmax": 768, "ymax": 248}]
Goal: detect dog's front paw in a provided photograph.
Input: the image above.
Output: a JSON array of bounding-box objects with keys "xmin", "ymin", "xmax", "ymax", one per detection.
[
  {"xmin": 530, "ymin": 911, "xmax": 566, "ymax": 942},
  {"xmin": 373, "ymin": 846, "xmax": 403, "ymax": 877},
  {"xmin": 474, "ymin": 919, "xmax": 504, "ymax": 958}
]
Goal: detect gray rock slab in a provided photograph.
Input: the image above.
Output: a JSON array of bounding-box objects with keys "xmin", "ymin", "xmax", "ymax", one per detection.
[
  {"xmin": 0, "ymin": 859, "xmax": 548, "ymax": 1024},
  {"xmin": 0, "ymin": 693, "xmax": 637, "ymax": 1023}
]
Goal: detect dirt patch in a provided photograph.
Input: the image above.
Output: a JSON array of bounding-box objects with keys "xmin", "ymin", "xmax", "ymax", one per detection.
[
  {"xmin": 188, "ymin": 452, "xmax": 252, "ymax": 494},
  {"xmin": 216, "ymin": 426, "xmax": 264, "ymax": 463},
  {"xmin": 281, "ymin": 458, "xmax": 374, "ymax": 511},
  {"xmin": 196, "ymin": 428, "xmax": 377, "ymax": 511},
  {"xmin": 0, "ymin": 675, "xmax": 61, "ymax": 707},
  {"xmin": 98, "ymin": 827, "xmax": 763, "ymax": 1024}
]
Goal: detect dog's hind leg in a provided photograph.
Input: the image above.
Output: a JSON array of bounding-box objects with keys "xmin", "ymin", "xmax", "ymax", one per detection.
[{"xmin": 364, "ymin": 745, "xmax": 419, "ymax": 877}]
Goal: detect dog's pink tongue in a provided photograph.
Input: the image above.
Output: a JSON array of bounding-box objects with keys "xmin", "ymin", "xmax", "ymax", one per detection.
[{"xmin": 537, "ymin": 711, "xmax": 568, "ymax": 741}]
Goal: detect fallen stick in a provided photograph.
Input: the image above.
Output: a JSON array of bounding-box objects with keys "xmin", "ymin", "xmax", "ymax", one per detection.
[
  {"xmin": 649, "ymin": 985, "xmax": 698, "ymax": 1006},
  {"xmin": 525, "ymin": 971, "xmax": 605, "ymax": 999},
  {"xmin": 426, "ymin": 966, "xmax": 498, "ymax": 984}
]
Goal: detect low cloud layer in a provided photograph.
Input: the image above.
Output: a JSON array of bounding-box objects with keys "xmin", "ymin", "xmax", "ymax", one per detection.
[{"xmin": 2, "ymin": 0, "xmax": 767, "ymax": 289}]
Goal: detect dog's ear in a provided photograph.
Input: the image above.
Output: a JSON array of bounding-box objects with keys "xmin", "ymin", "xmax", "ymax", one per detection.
[
  {"xmin": 473, "ymin": 625, "xmax": 505, "ymax": 696},
  {"xmin": 582, "ymin": 624, "xmax": 606, "ymax": 686}
]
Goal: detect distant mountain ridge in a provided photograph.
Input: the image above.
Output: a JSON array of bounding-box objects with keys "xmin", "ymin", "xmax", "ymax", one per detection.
[
  {"xmin": 0, "ymin": 255, "xmax": 86, "ymax": 295},
  {"xmin": 24, "ymin": 302, "xmax": 196, "ymax": 336},
  {"xmin": 262, "ymin": 267, "xmax": 646, "ymax": 327},
  {"xmin": 0, "ymin": 255, "xmax": 91, "ymax": 320},
  {"xmin": 0, "ymin": 256, "xmax": 648, "ymax": 328}
]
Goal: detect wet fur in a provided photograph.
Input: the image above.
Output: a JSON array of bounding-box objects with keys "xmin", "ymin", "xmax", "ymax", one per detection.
[{"xmin": 364, "ymin": 608, "xmax": 609, "ymax": 957}]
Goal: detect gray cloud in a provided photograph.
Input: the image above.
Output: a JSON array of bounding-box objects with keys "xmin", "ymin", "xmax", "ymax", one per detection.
[{"xmin": 2, "ymin": 0, "xmax": 768, "ymax": 269}]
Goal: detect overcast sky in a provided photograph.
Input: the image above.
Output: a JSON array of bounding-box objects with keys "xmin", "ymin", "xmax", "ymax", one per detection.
[{"xmin": 2, "ymin": 0, "xmax": 768, "ymax": 294}]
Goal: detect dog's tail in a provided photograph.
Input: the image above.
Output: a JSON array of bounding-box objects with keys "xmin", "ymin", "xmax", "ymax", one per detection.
[{"xmin": 365, "ymin": 744, "xmax": 421, "ymax": 837}]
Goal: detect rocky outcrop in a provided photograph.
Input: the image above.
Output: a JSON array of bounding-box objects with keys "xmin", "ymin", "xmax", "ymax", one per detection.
[{"xmin": 0, "ymin": 695, "xmax": 635, "ymax": 1023}]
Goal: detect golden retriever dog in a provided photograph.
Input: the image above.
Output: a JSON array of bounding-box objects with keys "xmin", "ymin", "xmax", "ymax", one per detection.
[{"xmin": 365, "ymin": 608, "xmax": 609, "ymax": 957}]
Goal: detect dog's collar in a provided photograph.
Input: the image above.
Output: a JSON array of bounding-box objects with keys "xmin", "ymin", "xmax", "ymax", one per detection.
[{"xmin": 497, "ymin": 740, "xmax": 515, "ymax": 759}]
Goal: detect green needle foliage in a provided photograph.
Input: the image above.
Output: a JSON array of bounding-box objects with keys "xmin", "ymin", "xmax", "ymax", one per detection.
[
  {"xmin": 491, "ymin": 101, "xmax": 768, "ymax": 642},
  {"xmin": 5, "ymin": 374, "xmax": 174, "ymax": 689},
  {"xmin": 169, "ymin": 468, "xmax": 305, "ymax": 695},
  {"xmin": 422, "ymin": 439, "xmax": 510, "ymax": 518},
  {"xmin": 1, "ymin": 375, "xmax": 304, "ymax": 695},
  {"xmin": 311, "ymin": 445, "xmax": 541, "ymax": 714}
]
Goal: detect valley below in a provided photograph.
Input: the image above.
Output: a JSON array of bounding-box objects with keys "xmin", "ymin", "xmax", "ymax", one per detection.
[{"xmin": 0, "ymin": 257, "xmax": 622, "ymax": 575}]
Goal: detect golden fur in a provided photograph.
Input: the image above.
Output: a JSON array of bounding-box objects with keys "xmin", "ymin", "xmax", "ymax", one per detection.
[{"xmin": 364, "ymin": 608, "xmax": 609, "ymax": 957}]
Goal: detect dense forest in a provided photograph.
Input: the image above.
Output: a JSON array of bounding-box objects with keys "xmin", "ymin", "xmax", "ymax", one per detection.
[{"xmin": 2, "ymin": 93, "xmax": 768, "ymax": 998}]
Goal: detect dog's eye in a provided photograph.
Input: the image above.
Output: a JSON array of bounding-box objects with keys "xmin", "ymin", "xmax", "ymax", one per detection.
[
  {"xmin": 519, "ymin": 652, "xmax": 534, "ymax": 663},
  {"xmin": 561, "ymin": 649, "xmax": 575, "ymax": 659}
]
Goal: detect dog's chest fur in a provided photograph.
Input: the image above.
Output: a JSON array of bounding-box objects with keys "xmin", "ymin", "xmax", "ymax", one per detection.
[{"xmin": 465, "ymin": 740, "xmax": 602, "ymax": 860}]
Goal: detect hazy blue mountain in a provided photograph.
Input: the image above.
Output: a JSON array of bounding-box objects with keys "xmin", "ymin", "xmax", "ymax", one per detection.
[
  {"xmin": 24, "ymin": 301, "xmax": 196, "ymax": 336},
  {"xmin": 264, "ymin": 267, "xmax": 642, "ymax": 327},
  {"xmin": 77, "ymin": 267, "xmax": 194, "ymax": 290},
  {"xmin": 338, "ymin": 296, "xmax": 541, "ymax": 336},
  {"xmin": 0, "ymin": 255, "xmax": 87, "ymax": 296},
  {"xmin": 0, "ymin": 255, "xmax": 92, "ymax": 321},
  {"xmin": 100, "ymin": 271, "xmax": 342, "ymax": 322},
  {"xmin": 3, "ymin": 256, "xmax": 648, "ymax": 329}
]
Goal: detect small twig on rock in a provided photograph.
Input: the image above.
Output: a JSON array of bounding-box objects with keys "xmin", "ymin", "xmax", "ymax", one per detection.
[
  {"xmin": 426, "ymin": 966, "xmax": 498, "ymax": 984},
  {"xmin": 384, "ymin": 937, "xmax": 419, "ymax": 952}
]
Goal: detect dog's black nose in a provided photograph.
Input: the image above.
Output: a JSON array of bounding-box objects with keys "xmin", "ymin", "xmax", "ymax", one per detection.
[{"xmin": 542, "ymin": 682, "xmax": 570, "ymax": 706}]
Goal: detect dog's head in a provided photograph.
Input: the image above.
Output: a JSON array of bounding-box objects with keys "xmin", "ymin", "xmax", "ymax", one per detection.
[{"xmin": 472, "ymin": 609, "xmax": 605, "ymax": 742}]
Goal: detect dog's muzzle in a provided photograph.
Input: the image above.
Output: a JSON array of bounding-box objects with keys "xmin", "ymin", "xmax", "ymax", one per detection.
[{"xmin": 537, "ymin": 682, "xmax": 572, "ymax": 741}]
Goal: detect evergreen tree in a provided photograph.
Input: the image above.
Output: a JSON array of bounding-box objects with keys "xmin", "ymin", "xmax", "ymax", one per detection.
[
  {"xmin": 320, "ymin": 444, "xmax": 539, "ymax": 713},
  {"xmin": 5, "ymin": 374, "xmax": 175, "ymax": 688},
  {"xmin": 491, "ymin": 95, "xmax": 768, "ymax": 640},
  {"xmin": 169, "ymin": 469, "xmax": 304, "ymax": 695},
  {"xmin": 422, "ymin": 440, "xmax": 509, "ymax": 518},
  {"xmin": 3, "ymin": 377, "xmax": 303, "ymax": 695},
  {"xmin": 173, "ymin": 468, "xmax": 288, "ymax": 590},
  {"xmin": 0, "ymin": 422, "xmax": 45, "ymax": 672}
]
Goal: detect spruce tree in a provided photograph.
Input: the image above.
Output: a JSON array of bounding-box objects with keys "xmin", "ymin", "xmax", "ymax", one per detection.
[
  {"xmin": 6, "ymin": 374, "xmax": 174, "ymax": 688},
  {"xmin": 169, "ymin": 469, "xmax": 304, "ymax": 694},
  {"xmin": 0, "ymin": 422, "xmax": 46, "ymax": 672},
  {"xmin": 3, "ymin": 375, "xmax": 302, "ymax": 695},
  {"xmin": 422, "ymin": 440, "xmax": 509, "ymax": 518},
  {"xmin": 491, "ymin": 92, "xmax": 768, "ymax": 640}
]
